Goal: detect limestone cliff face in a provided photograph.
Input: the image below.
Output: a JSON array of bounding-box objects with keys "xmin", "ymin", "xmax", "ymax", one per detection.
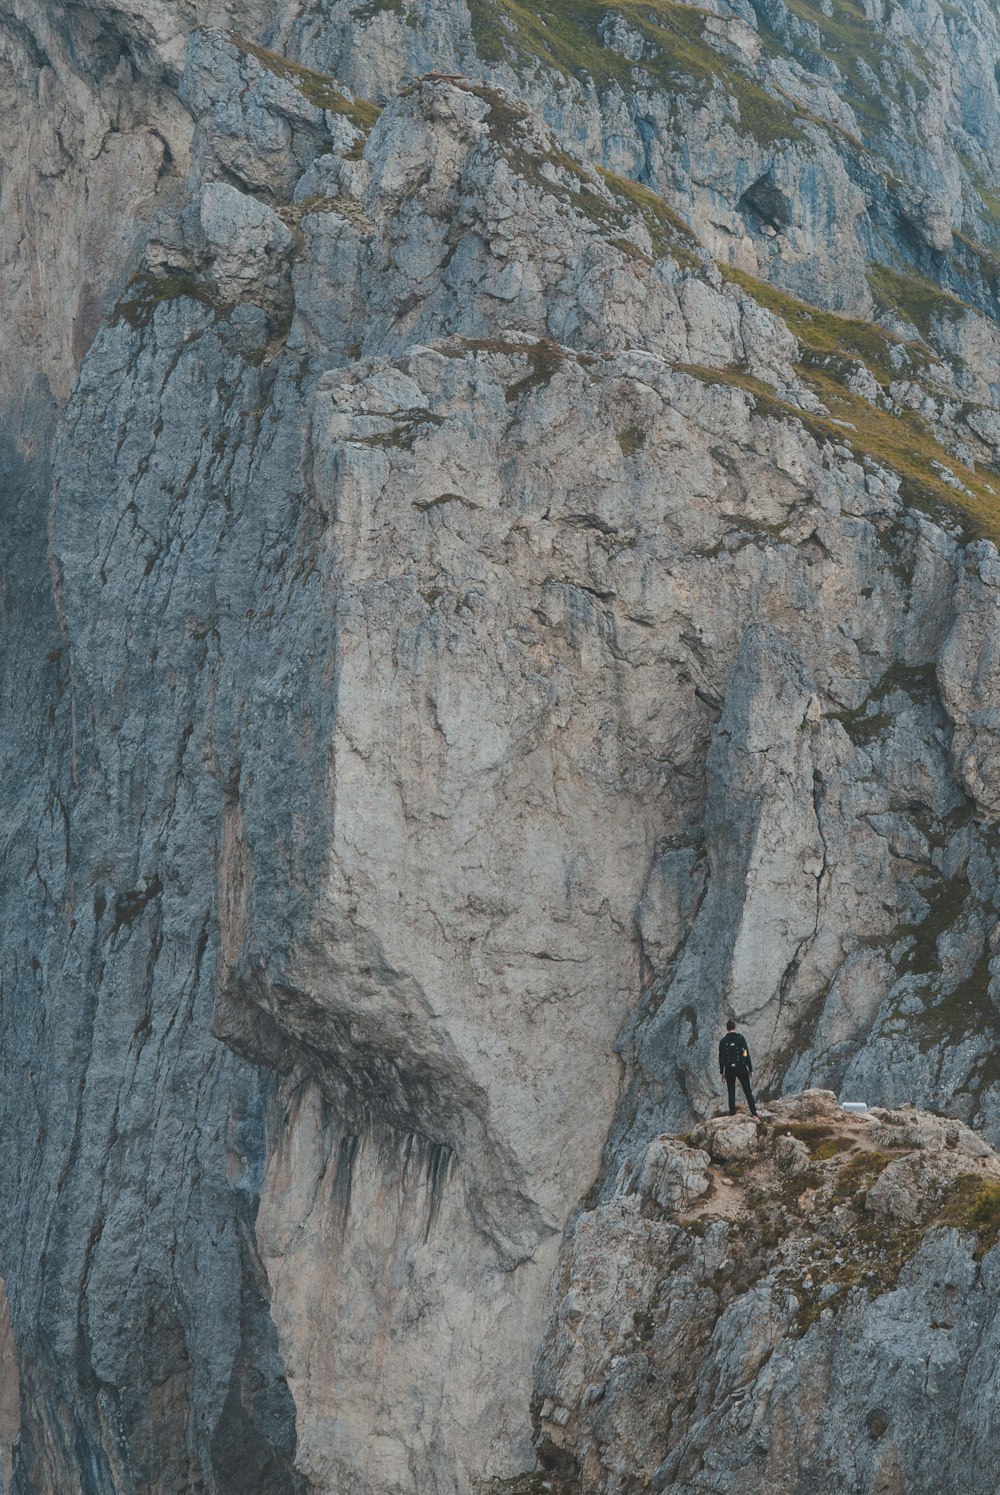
[{"xmin": 7, "ymin": 1, "xmax": 1000, "ymax": 1492}]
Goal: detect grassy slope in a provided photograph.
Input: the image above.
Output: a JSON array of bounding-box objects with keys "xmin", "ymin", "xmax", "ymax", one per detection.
[
  {"xmin": 466, "ymin": 0, "xmax": 808, "ymax": 144},
  {"xmin": 714, "ymin": 265, "xmax": 1000, "ymax": 535}
]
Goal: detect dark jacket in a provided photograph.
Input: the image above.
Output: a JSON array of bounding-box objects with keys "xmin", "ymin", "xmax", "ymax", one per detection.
[{"xmin": 719, "ymin": 1032, "xmax": 752, "ymax": 1074}]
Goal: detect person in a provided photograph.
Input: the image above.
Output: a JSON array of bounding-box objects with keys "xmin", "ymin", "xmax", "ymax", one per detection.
[{"xmin": 718, "ymin": 1018, "xmax": 758, "ymax": 1117}]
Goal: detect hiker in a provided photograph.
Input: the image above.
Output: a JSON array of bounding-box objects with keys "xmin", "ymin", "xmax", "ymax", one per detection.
[{"xmin": 719, "ymin": 1018, "xmax": 758, "ymax": 1118}]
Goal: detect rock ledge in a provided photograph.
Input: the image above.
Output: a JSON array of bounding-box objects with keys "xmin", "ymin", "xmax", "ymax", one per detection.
[{"xmin": 533, "ymin": 1091, "xmax": 1000, "ymax": 1493}]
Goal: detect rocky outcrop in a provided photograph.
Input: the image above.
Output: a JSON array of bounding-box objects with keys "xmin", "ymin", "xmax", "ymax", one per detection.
[
  {"xmin": 284, "ymin": 0, "xmax": 1000, "ymax": 326},
  {"xmin": 537, "ymin": 1091, "xmax": 1000, "ymax": 1493}
]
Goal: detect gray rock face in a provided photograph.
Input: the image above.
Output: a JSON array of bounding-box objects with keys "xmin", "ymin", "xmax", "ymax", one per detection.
[
  {"xmin": 283, "ymin": 0, "xmax": 1000, "ymax": 324},
  {"xmin": 9, "ymin": 0, "xmax": 1000, "ymax": 1492},
  {"xmin": 536, "ymin": 1092, "xmax": 1000, "ymax": 1495}
]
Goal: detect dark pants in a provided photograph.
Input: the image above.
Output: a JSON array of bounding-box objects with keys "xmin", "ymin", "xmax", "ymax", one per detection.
[{"xmin": 725, "ymin": 1065, "xmax": 757, "ymax": 1116}]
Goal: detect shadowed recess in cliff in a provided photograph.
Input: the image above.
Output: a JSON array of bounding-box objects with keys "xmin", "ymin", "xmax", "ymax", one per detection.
[
  {"xmin": 209, "ymin": 1221, "xmax": 307, "ymax": 1495},
  {"xmin": 262, "ymin": 1082, "xmax": 458, "ymax": 1249},
  {"xmin": 217, "ymin": 960, "xmax": 555, "ymax": 1270}
]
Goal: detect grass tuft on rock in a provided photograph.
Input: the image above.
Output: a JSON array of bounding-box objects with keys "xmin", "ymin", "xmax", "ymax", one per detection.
[
  {"xmin": 868, "ymin": 263, "xmax": 968, "ymax": 338},
  {"xmin": 228, "ymin": 33, "xmax": 381, "ymax": 128},
  {"xmin": 938, "ymin": 1175, "xmax": 1000, "ymax": 1257},
  {"xmin": 114, "ymin": 271, "xmax": 219, "ymax": 329}
]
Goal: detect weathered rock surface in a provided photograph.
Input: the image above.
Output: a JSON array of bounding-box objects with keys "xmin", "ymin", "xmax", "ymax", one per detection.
[
  {"xmin": 537, "ymin": 1091, "xmax": 1000, "ymax": 1494},
  {"xmin": 285, "ymin": 0, "xmax": 1000, "ymax": 327},
  {"xmin": 8, "ymin": 0, "xmax": 1000, "ymax": 1492}
]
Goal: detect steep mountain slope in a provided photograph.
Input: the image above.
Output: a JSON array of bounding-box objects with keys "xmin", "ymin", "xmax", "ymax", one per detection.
[
  {"xmin": 538, "ymin": 1090, "xmax": 1000, "ymax": 1494},
  {"xmin": 5, "ymin": 1, "xmax": 1000, "ymax": 1491},
  {"xmin": 292, "ymin": 0, "xmax": 1000, "ymax": 319}
]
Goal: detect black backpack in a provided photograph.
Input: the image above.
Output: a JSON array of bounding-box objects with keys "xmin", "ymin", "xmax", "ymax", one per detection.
[{"xmin": 720, "ymin": 1032, "xmax": 748, "ymax": 1068}]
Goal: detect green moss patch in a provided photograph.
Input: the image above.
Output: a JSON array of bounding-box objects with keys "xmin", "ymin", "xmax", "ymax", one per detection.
[
  {"xmin": 831, "ymin": 1150, "xmax": 896, "ymax": 1203},
  {"xmin": 938, "ymin": 1174, "xmax": 1000, "ymax": 1258},
  {"xmin": 721, "ymin": 263, "xmax": 923, "ymax": 382},
  {"xmin": 412, "ymin": 492, "xmax": 477, "ymax": 512},
  {"xmin": 676, "ymin": 357, "xmax": 1000, "ymax": 542},
  {"xmin": 464, "ymin": 0, "xmax": 927, "ymax": 151},
  {"xmin": 782, "ymin": 1123, "xmax": 853, "ymax": 1160},
  {"xmin": 812, "ymin": 1136, "xmax": 854, "ymax": 1160},
  {"xmin": 450, "ymin": 86, "xmax": 701, "ymax": 273},
  {"xmin": 951, "ymin": 231, "xmax": 1000, "ymax": 304},
  {"xmin": 504, "ymin": 340, "xmax": 568, "ymax": 402},
  {"xmin": 764, "ymin": 0, "xmax": 926, "ymax": 141},
  {"xmin": 474, "ymin": 1474, "xmax": 568, "ymax": 1494},
  {"xmin": 616, "ymin": 425, "xmax": 647, "ymax": 455},
  {"xmin": 831, "ymin": 665, "xmax": 938, "ymax": 746},
  {"xmin": 897, "ymin": 873, "xmax": 974, "ymax": 983},
  {"xmin": 598, "ymin": 169, "xmax": 701, "ymax": 268},
  {"xmin": 777, "ymin": 1166, "xmax": 823, "ymax": 1206},
  {"xmin": 352, "ymin": 408, "xmax": 445, "ymax": 448},
  {"xmin": 715, "ymin": 263, "xmax": 1000, "ymax": 543},
  {"xmin": 462, "ymin": 82, "xmax": 606, "ymax": 205},
  {"xmin": 786, "ymin": 1150, "xmax": 921, "ymax": 1330},
  {"xmin": 909, "ymin": 952, "xmax": 997, "ymax": 1059}
]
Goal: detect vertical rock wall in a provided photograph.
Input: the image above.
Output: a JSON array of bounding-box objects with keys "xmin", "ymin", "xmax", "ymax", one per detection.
[{"xmin": 7, "ymin": 1, "xmax": 1000, "ymax": 1491}]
